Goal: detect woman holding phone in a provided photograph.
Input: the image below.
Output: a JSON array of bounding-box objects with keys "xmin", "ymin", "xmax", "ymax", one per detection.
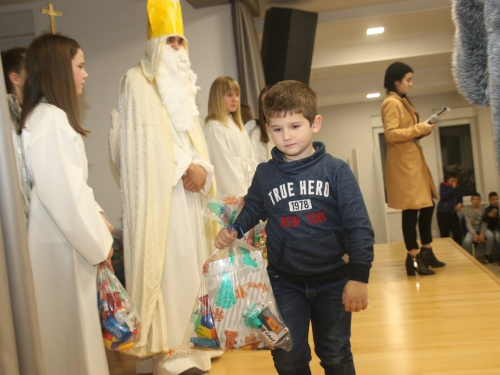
[{"xmin": 382, "ymin": 62, "xmax": 444, "ymax": 276}]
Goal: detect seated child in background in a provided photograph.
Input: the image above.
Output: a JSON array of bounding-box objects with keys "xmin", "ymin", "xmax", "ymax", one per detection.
[
  {"xmin": 436, "ymin": 172, "xmax": 463, "ymax": 245},
  {"xmin": 215, "ymin": 80, "xmax": 375, "ymax": 375},
  {"xmin": 461, "ymin": 192, "xmax": 484, "ymax": 254},
  {"xmin": 479, "ymin": 191, "xmax": 500, "ymax": 264}
]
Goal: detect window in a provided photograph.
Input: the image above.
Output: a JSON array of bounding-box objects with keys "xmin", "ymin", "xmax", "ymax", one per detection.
[{"xmin": 437, "ymin": 124, "xmax": 476, "ymax": 196}]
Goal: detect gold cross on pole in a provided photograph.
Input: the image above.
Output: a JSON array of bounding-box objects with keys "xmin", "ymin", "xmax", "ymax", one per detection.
[{"xmin": 41, "ymin": 3, "xmax": 62, "ymax": 34}]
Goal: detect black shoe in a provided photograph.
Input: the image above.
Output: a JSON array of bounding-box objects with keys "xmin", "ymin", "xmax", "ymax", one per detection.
[
  {"xmin": 405, "ymin": 253, "xmax": 435, "ymax": 276},
  {"xmin": 485, "ymin": 254, "xmax": 494, "ymax": 264},
  {"xmin": 420, "ymin": 247, "xmax": 446, "ymax": 268}
]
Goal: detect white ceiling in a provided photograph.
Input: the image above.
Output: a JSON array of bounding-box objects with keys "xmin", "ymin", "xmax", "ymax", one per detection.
[
  {"xmin": 256, "ymin": 0, "xmax": 457, "ymax": 106},
  {"xmin": 0, "ymin": 0, "xmax": 457, "ymax": 107}
]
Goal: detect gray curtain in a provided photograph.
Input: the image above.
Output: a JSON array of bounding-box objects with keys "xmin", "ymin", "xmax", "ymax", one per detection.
[
  {"xmin": 231, "ymin": 0, "xmax": 266, "ymax": 118},
  {"xmin": 0, "ymin": 55, "xmax": 45, "ymax": 375}
]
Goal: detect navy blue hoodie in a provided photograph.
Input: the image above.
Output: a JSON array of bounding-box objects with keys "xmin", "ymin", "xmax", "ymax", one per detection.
[{"xmin": 234, "ymin": 142, "xmax": 374, "ymax": 284}]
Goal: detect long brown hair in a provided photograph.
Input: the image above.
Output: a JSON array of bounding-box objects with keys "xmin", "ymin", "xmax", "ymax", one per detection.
[
  {"xmin": 1, "ymin": 47, "xmax": 27, "ymax": 94},
  {"xmin": 20, "ymin": 34, "xmax": 88, "ymax": 135},
  {"xmin": 205, "ymin": 76, "xmax": 244, "ymax": 130},
  {"xmin": 257, "ymin": 85, "xmax": 272, "ymax": 143}
]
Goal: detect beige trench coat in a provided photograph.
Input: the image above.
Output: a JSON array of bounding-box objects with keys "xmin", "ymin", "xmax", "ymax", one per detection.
[{"xmin": 382, "ymin": 92, "xmax": 438, "ymax": 210}]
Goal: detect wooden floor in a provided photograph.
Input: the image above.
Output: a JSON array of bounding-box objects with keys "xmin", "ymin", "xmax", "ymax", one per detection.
[{"xmin": 108, "ymin": 238, "xmax": 500, "ymax": 374}]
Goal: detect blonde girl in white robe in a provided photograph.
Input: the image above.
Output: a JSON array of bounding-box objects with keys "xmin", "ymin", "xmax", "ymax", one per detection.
[
  {"xmin": 20, "ymin": 34, "xmax": 113, "ymax": 375},
  {"xmin": 204, "ymin": 76, "xmax": 258, "ymax": 197}
]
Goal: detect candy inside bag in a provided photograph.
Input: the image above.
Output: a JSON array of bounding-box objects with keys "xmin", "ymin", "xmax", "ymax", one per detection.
[
  {"xmin": 201, "ymin": 241, "xmax": 293, "ymax": 352},
  {"xmin": 97, "ymin": 264, "xmax": 141, "ymax": 352},
  {"xmin": 246, "ymin": 221, "xmax": 267, "ymax": 259},
  {"xmin": 242, "ymin": 304, "xmax": 292, "ymax": 351}
]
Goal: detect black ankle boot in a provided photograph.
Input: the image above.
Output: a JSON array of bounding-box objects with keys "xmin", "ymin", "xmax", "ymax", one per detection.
[
  {"xmin": 420, "ymin": 247, "xmax": 445, "ymax": 268},
  {"xmin": 405, "ymin": 253, "xmax": 435, "ymax": 276}
]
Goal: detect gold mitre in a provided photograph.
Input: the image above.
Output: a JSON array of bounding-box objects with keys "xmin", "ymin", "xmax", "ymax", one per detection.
[{"xmin": 147, "ymin": 0, "xmax": 184, "ymax": 40}]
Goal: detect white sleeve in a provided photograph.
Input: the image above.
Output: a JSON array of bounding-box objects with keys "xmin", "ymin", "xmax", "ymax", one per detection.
[
  {"xmin": 192, "ymin": 152, "xmax": 214, "ymax": 195},
  {"xmin": 27, "ymin": 116, "xmax": 112, "ymax": 265}
]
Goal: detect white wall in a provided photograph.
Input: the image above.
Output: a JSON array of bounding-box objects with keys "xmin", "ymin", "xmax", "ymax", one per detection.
[
  {"xmin": 316, "ymin": 91, "xmax": 499, "ymax": 244},
  {"xmin": 0, "ymin": 0, "xmax": 238, "ymax": 226}
]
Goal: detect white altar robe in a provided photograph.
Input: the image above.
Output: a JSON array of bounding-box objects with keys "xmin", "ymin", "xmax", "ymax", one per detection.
[
  {"xmin": 154, "ymin": 122, "xmax": 215, "ymax": 374},
  {"xmin": 204, "ymin": 117, "xmax": 257, "ymax": 197},
  {"xmin": 22, "ymin": 103, "xmax": 112, "ymax": 375},
  {"xmin": 247, "ymin": 124, "xmax": 274, "ymax": 165}
]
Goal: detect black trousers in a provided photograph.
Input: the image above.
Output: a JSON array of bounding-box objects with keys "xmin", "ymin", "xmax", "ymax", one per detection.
[
  {"xmin": 437, "ymin": 211, "xmax": 462, "ymax": 245},
  {"xmin": 401, "ymin": 205, "xmax": 435, "ymax": 251}
]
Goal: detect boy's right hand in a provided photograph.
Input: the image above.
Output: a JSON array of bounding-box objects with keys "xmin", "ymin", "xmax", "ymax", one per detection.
[{"xmin": 215, "ymin": 227, "xmax": 238, "ymax": 249}]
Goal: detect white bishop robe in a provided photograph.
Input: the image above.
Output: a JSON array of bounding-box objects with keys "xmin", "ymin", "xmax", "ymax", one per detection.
[
  {"xmin": 22, "ymin": 103, "xmax": 112, "ymax": 375},
  {"xmin": 117, "ymin": 42, "xmax": 217, "ymax": 371}
]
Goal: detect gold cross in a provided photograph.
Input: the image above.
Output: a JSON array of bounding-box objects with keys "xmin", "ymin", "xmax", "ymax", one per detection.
[{"xmin": 41, "ymin": 3, "xmax": 62, "ymax": 34}]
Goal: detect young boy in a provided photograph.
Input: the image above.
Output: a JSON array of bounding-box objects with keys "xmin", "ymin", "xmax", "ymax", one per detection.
[
  {"xmin": 461, "ymin": 192, "xmax": 484, "ymax": 254},
  {"xmin": 215, "ymin": 81, "xmax": 375, "ymax": 374},
  {"xmin": 479, "ymin": 191, "xmax": 500, "ymax": 263},
  {"xmin": 436, "ymin": 172, "xmax": 463, "ymax": 245}
]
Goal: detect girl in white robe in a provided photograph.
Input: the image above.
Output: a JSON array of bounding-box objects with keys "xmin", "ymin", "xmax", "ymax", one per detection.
[
  {"xmin": 204, "ymin": 76, "xmax": 257, "ymax": 197},
  {"xmin": 20, "ymin": 34, "xmax": 113, "ymax": 375}
]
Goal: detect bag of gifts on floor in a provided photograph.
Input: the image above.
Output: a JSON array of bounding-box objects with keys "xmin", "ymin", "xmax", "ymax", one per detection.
[
  {"xmin": 194, "ymin": 196, "xmax": 293, "ymax": 351},
  {"xmin": 97, "ymin": 264, "xmax": 141, "ymax": 351}
]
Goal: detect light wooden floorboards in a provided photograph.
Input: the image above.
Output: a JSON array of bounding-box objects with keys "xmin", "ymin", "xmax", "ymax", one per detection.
[{"xmin": 108, "ymin": 238, "xmax": 500, "ymax": 374}]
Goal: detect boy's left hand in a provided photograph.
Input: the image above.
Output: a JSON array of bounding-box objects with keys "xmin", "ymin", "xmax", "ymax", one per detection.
[{"xmin": 342, "ymin": 280, "xmax": 368, "ymax": 313}]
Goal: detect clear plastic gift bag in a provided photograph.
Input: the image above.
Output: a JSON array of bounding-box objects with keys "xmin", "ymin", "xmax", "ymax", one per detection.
[
  {"xmin": 188, "ymin": 196, "xmax": 293, "ymax": 351},
  {"xmin": 97, "ymin": 264, "xmax": 141, "ymax": 352},
  {"xmin": 200, "ymin": 240, "xmax": 292, "ymax": 351}
]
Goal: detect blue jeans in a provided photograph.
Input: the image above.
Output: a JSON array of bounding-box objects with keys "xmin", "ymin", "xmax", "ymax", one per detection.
[
  {"xmin": 485, "ymin": 229, "xmax": 500, "ymax": 256},
  {"xmin": 268, "ymin": 271, "xmax": 355, "ymax": 375},
  {"xmin": 462, "ymin": 227, "xmax": 481, "ymax": 254}
]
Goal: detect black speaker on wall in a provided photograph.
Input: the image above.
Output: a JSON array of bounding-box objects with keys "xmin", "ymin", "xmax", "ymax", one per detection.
[{"xmin": 261, "ymin": 7, "xmax": 318, "ymax": 85}]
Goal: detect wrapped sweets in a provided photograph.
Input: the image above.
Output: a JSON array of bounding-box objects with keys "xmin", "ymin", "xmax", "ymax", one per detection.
[
  {"xmin": 200, "ymin": 197, "xmax": 292, "ymax": 352},
  {"xmin": 97, "ymin": 265, "xmax": 141, "ymax": 351},
  {"xmin": 189, "ymin": 294, "xmax": 220, "ymax": 349},
  {"xmin": 203, "ymin": 242, "xmax": 292, "ymax": 351},
  {"xmin": 242, "ymin": 304, "xmax": 290, "ymax": 349}
]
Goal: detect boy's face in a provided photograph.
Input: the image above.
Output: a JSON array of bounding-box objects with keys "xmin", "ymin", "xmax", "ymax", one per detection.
[
  {"xmin": 489, "ymin": 195, "xmax": 499, "ymax": 207},
  {"xmin": 267, "ymin": 112, "xmax": 322, "ymax": 161},
  {"xmin": 471, "ymin": 196, "xmax": 481, "ymax": 208},
  {"xmin": 447, "ymin": 177, "xmax": 458, "ymax": 186}
]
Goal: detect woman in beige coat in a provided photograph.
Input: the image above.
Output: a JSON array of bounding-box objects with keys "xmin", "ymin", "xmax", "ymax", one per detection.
[{"xmin": 382, "ymin": 62, "xmax": 444, "ymax": 276}]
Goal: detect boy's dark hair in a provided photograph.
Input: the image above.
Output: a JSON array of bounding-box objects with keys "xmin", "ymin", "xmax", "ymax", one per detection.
[
  {"xmin": 1, "ymin": 47, "xmax": 27, "ymax": 94},
  {"xmin": 471, "ymin": 192, "xmax": 481, "ymax": 199},
  {"xmin": 263, "ymin": 80, "xmax": 318, "ymax": 125},
  {"xmin": 489, "ymin": 191, "xmax": 498, "ymax": 199},
  {"xmin": 240, "ymin": 104, "xmax": 253, "ymax": 125},
  {"xmin": 446, "ymin": 171, "xmax": 458, "ymax": 180}
]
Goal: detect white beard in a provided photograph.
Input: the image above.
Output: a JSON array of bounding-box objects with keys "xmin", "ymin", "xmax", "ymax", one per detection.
[{"xmin": 156, "ymin": 45, "xmax": 200, "ymax": 133}]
